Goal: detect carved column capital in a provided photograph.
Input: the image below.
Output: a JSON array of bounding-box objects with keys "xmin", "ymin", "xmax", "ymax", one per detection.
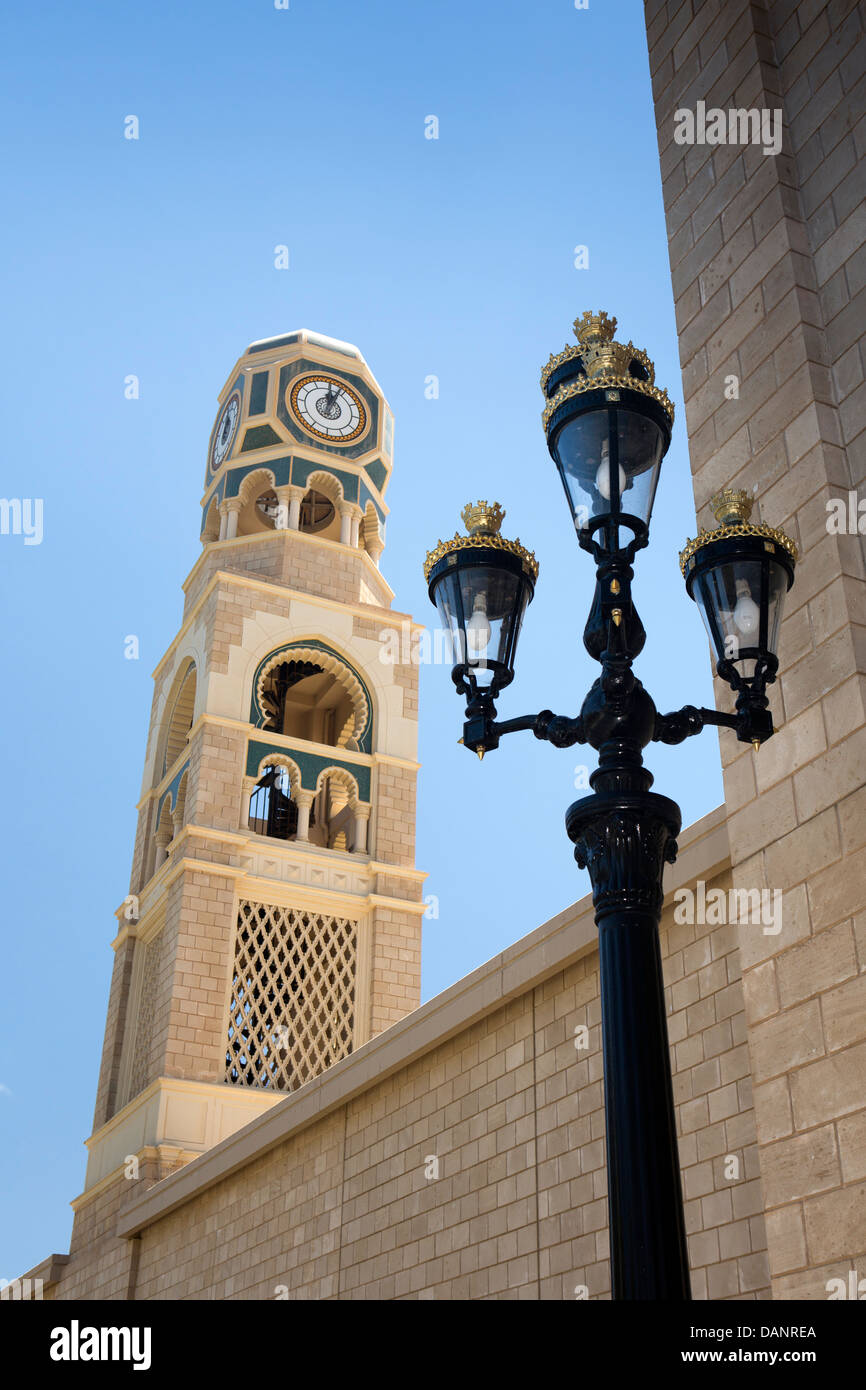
[{"xmin": 566, "ymin": 793, "xmax": 680, "ymax": 920}]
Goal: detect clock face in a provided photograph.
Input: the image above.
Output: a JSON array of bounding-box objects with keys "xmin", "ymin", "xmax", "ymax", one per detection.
[
  {"xmin": 211, "ymin": 392, "xmax": 241, "ymax": 471},
  {"xmin": 289, "ymin": 374, "xmax": 367, "ymax": 443}
]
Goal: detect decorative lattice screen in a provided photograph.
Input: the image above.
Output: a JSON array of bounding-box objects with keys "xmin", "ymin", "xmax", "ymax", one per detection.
[
  {"xmin": 225, "ymin": 900, "xmax": 357, "ymax": 1092},
  {"xmin": 129, "ymin": 931, "xmax": 164, "ymax": 1100}
]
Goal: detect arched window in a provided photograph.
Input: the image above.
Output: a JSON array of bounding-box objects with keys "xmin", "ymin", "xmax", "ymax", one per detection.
[
  {"xmin": 248, "ymin": 764, "xmax": 313, "ymax": 842},
  {"xmin": 161, "ymin": 661, "xmax": 197, "ymax": 777},
  {"xmin": 235, "ymin": 467, "xmax": 277, "ymax": 537},
  {"xmin": 309, "ymin": 767, "xmax": 365, "ymax": 853},
  {"xmin": 298, "ymin": 470, "xmax": 342, "ymax": 542},
  {"xmin": 299, "ymin": 488, "xmax": 336, "ymax": 534},
  {"xmin": 261, "ymin": 661, "xmax": 357, "ymax": 747}
]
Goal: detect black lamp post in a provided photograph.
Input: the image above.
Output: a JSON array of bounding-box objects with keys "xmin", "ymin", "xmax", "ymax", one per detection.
[{"xmin": 424, "ymin": 311, "xmax": 798, "ymax": 1301}]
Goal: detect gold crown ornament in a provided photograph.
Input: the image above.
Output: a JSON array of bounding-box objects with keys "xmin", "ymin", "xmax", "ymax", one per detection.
[
  {"xmin": 679, "ymin": 489, "xmax": 798, "ymax": 575},
  {"xmin": 461, "ymin": 500, "xmax": 505, "ymax": 536},
  {"xmin": 423, "ymin": 501, "xmax": 539, "ymax": 582},
  {"xmin": 541, "ymin": 310, "xmax": 674, "ymax": 432}
]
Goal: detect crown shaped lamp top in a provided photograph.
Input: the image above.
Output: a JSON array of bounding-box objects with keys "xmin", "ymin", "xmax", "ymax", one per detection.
[
  {"xmin": 571, "ymin": 309, "xmax": 655, "ymax": 382},
  {"xmin": 461, "ymin": 500, "xmax": 505, "ymax": 537},
  {"xmin": 573, "ymin": 309, "xmax": 618, "ymax": 345},
  {"xmin": 710, "ymin": 488, "xmax": 753, "ymax": 526}
]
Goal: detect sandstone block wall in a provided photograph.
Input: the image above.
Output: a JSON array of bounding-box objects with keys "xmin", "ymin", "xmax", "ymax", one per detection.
[
  {"xmin": 645, "ymin": 0, "xmax": 866, "ymax": 1294},
  {"xmin": 48, "ymin": 823, "xmax": 795, "ymax": 1302}
]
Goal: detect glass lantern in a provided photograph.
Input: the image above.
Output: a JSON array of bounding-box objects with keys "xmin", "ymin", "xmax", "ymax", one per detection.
[
  {"xmin": 541, "ymin": 311, "xmax": 674, "ymax": 550},
  {"xmin": 680, "ymin": 490, "xmax": 797, "ymax": 691},
  {"xmin": 424, "ymin": 502, "xmax": 538, "ymax": 697}
]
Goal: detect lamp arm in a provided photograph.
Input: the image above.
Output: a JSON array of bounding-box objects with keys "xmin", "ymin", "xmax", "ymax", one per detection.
[
  {"xmin": 530, "ymin": 709, "xmax": 587, "ymax": 747},
  {"xmin": 652, "ymin": 705, "xmax": 739, "ymax": 744},
  {"xmin": 461, "ymin": 707, "xmax": 587, "ymax": 758}
]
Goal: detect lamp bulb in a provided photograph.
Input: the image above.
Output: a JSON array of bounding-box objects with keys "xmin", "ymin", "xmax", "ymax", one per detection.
[
  {"xmin": 732, "ymin": 580, "xmax": 760, "ymax": 638},
  {"xmin": 595, "ymin": 442, "xmax": 627, "ymax": 503},
  {"xmin": 466, "ymin": 595, "xmax": 492, "ymax": 656}
]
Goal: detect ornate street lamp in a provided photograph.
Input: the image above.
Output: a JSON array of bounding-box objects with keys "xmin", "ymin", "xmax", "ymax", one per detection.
[
  {"xmin": 425, "ymin": 501, "xmax": 538, "ymax": 757},
  {"xmin": 423, "ymin": 311, "xmax": 798, "ymax": 1301},
  {"xmin": 680, "ymin": 487, "xmax": 797, "ymax": 750}
]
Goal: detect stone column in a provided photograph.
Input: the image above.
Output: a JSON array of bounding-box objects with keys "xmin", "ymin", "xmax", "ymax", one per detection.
[
  {"xmin": 338, "ymin": 500, "xmax": 354, "ymax": 546},
  {"xmin": 294, "ymin": 790, "xmax": 314, "ymax": 843},
  {"xmin": 353, "ymin": 803, "xmax": 371, "ymax": 854},
  {"xmin": 154, "ymin": 827, "xmax": 172, "ymax": 868},
  {"xmin": 222, "ymin": 498, "xmax": 242, "ymax": 540},
  {"xmin": 286, "ymin": 484, "xmax": 306, "ymax": 531},
  {"xmin": 276, "ymin": 484, "xmax": 305, "ymax": 531}
]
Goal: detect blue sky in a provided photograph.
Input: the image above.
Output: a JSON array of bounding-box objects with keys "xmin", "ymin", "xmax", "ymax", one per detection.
[{"xmin": 0, "ymin": 0, "xmax": 725, "ymax": 1278}]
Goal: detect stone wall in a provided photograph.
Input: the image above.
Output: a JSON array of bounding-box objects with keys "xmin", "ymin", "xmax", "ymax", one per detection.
[
  {"xmin": 35, "ymin": 810, "xmax": 804, "ymax": 1300},
  {"xmin": 645, "ymin": 0, "xmax": 866, "ymax": 1295}
]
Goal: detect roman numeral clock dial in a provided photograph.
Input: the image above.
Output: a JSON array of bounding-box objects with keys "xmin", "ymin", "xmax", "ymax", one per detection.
[
  {"xmin": 289, "ymin": 374, "xmax": 367, "ymax": 443},
  {"xmin": 210, "ymin": 392, "xmax": 240, "ymax": 472}
]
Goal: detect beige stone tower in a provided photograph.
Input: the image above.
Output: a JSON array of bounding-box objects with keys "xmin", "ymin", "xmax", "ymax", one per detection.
[{"xmin": 59, "ymin": 330, "xmax": 425, "ymax": 1297}]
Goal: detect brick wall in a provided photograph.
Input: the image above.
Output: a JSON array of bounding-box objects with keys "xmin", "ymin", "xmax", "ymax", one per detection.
[
  {"xmin": 368, "ymin": 905, "xmax": 423, "ymax": 1035},
  {"xmin": 374, "ymin": 763, "xmax": 417, "ymax": 867},
  {"xmin": 645, "ymin": 0, "xmax": 866, "ymax": 1294},
  {"xmin": 184, "ymin": 531, "xmax": 394, "ymax": 617}
]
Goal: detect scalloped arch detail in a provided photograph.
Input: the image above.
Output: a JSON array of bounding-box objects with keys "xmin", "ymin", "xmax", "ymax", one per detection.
[
  {"xmin": 314, "ymin": 764, "xmax": 361, "ymax": 805},
  {"xmin": 255, "ymin": 644, "xmax": 370, "ymax": 747},
  {"xmin": 304, "ymin": 469, "xmax": 344, "ymax": 503},
  {"xmin": 252, "ymin": 753, "xmax": 302, "ymax": 796},
  {"xmin": 237, "ymin": 467, "xmax": 277, "ymax": 507}
]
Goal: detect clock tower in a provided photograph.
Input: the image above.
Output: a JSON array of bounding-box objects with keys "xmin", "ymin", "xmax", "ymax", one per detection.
[{"xmin": 62, "ymin": 330, "xmax": 425, "ymax": 1296}]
